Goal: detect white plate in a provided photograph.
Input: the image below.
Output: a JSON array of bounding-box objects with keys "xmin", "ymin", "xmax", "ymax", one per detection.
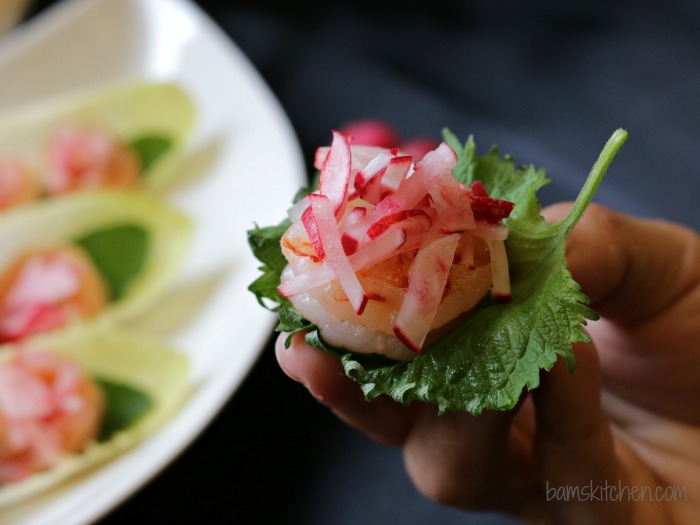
[{"xmin": 0, "ymin": 0, "xmax": 305, "ymax": 524}]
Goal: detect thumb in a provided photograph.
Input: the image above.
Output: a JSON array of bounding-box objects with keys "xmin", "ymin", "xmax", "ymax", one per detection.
[{"xmin": 542, "ymin": 203, "xmax": 700, "ymax": 323}]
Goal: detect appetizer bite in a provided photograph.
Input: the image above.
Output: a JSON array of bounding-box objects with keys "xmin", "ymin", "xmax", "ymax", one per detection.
[
  {"xmin": 0, "ymin": 324, "xmax": 190, "ymax": 507},
  {"xmin": 0, "ymin": 81, "xmax": 195, "ymax": 210},
  {"xmin": 0, "ymin": 348, "xmax": 104, "ymax": 484},
  {"xmin": 0, "ymin": 246, "xmax": 107, "ymax": 344},
  {"xmin": 249, "ymin": 126, "xmax": 628, "ymax": 414},
  {"xmin": 278, "ymin": 133, "xmax": 514, "ymax": 361},
  {"xmin": 0, "ymin": 190, "xmax": 191, "ymax": 341},
  {"xmin": 44, "ymin": 125, "xmax": 141, "ymax": 194}
]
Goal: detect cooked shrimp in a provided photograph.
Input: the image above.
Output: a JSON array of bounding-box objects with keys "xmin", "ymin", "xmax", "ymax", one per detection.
[
  {"xmin": 0, "ymin": 158, "xmax": 40, "ymax": 211},
  {"xmin": 0, "ymin": 349, "xmax": 104, "ymax": 484},
  {"xmin": 45, "ymin": 125, "xmax": 140, "ymax": 194},
  {"xmin": 278, "ymin": 134, "xmax": 514, "ymax": 361},
  {"xmin": 0, "ymin": 246, "xmax": 108, "ymax": 343}
]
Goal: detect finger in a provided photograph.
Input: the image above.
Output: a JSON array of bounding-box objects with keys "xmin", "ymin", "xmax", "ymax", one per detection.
[
  {"xmin": 543, "ymin": 203, "xmax": 700, "ymax": 422},
  {"xmin": 403, "ymin": 406, "xmax": 518, "ymax": 510},
  {"xmin": 275, "ymin": 332, "xmax": 415, "ymax": 445},
  {"xmin": 533, "ymin": 341, "xmax": 631, "ymax": 525},
  {"xmin": 542, "ymin": 202, "xmax": 700, "ymax": 323}
]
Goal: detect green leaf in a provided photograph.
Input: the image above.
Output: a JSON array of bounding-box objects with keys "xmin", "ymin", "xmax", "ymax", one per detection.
[
  {"xmin": 342, "ymin": 129, "xmax": 627, "ymax": 414},
  {"xmin": 247, "ymin": 220, "xmax": 291, "ymax": 308},
  {"xmin": 129, "ymin": 134, "xmax": 173, "ymax": 174},
  {"xmin": 95, "ymin": 377, "xmax": 153, "ymax": 442},
  {"xmin": 248, "ymin": 129, "xmax": 628, "ymax": 415},
  {"xmin": 74, "ymin": 224, "xmax": 150, "ymax": 301},
  {"xmin": 443, "ymin": 128, "xmax": 476, "ymax": 185}
]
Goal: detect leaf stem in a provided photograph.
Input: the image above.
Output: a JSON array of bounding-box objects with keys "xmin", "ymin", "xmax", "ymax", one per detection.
[{"xmin": 565, "ymin": 128, "xmax": 629, "ymax": 232}]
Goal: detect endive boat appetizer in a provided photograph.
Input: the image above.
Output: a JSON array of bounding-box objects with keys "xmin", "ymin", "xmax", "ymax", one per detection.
[
  {"xmin": 0, "ymin": 81, "xmax": 195, "ymax": 210},
  {"xmin": 0, "ymin": 190, "xmax": 191, "ymax": 343},
  {"xmin": 0, "ymin": 323, "xmax": 190, "ymax": 508}
]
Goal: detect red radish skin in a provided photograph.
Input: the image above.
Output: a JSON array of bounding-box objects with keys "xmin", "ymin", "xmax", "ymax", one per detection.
[
  {"xmin": 341, "ymin": 120, "xmax": 400, "ymax": 148},
  {"xmin": 399, "ymin": 137, "xmax": 440, "ymax": 160},
  {"xmin": 471, "ymin": 196, "xmax": 515, "ymax": 224},
  {"xmin": 367, "ymin": 209, "xmax": 432, "ymax": 239},
  {"xmin": 304, "ymin": 194, "xmax": 368, "ymax": 314},
  {"xmin": 301, "ymin": 206, "xmax": 326, "ymax": 261},
  {"xmin": 318, "ymin": 130, "xmax": 353, "ymax": 220}
]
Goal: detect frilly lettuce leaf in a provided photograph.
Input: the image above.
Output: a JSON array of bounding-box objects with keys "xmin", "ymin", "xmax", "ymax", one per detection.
[
  {"xmin": 0, "ymin": 189, "xmax": 192, "ymax": 325},
  {"xmin": 0, "ymin": 323, "xmax": 190, "ymax": 509},
  {"xmin": 248, "ymin": 129, "xmax": 628, "ymax": 414}
]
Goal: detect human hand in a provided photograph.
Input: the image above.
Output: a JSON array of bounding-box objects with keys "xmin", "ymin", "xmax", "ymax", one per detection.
[{"xmin": 276, "ymin": 203, "xmax": 700, "ymax": 525}]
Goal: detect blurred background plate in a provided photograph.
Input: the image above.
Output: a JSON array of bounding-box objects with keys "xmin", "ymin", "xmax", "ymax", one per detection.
[{"xmin": 0, "ymin": 0, "xmax": 305, "ymax": 523}]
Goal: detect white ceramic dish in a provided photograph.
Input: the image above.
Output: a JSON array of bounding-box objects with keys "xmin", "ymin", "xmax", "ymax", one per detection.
[{"xmin": 0, "ymin": 0, "xmax": 305, "ymax": 523}]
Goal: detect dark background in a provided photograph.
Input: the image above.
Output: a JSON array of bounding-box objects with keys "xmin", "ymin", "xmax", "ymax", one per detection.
[{"xmin": 20, "ymin": 1, "xmax": 700, "ymax": 523}]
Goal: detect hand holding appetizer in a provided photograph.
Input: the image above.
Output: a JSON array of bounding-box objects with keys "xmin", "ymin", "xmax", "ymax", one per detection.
[
  {"xmin": 249, "ymin": 126, "xmax": 627, "ymax": 414},
  {"xmin": 252, "ymin": 123, "xmax": 700, "ymax": 522},
  {"xmin": 276, "ymin": 200, "xmax": 700, "ymax": 525}
]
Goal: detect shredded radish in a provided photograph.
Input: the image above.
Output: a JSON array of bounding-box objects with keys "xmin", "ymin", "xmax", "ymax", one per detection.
[
  {"xmin": 354, "ymin": 151, "xmax": 392, "ymax": 193},
  {"xmin": 382, "ymin": 156, "xmax": 413, "ymax": 190},
  {"xmin": 5, "ymin": 256, "xmax": 80, "ymax": 307},
  {"xmin": 393, "ymin": 234, "xmax": 461, "ymax": 352},
  {"xmin": 302, "ymin": 194, "xmax": 368, "ymax": 314},
  {"xmin": 279, "ymin": 228, "xmax": 407, "ymax": 297},
  {"xmin": 487, "ymin": 239, "xmax": 512, "ymax": 302},
  {"xmin": 45, "ymin": 125, "xmax": 139, "ymax": 194},
  {"xmin": 0, "ymin": 247, "xmax": 108, "ymax": 344},
  {"xmin": 318, "ymin": 130, "xmax": 353, "ymax": 220},
  {"xmin": 281, "ymin": 132, "xmax": 515, "ymax": 355},
  {"xmin": 314, "ymin": 144, "xmax": 391, "ymax": 172},
  {"xmin": 0, "ymin": 349, "xmax": 104, "ymax": 484}
]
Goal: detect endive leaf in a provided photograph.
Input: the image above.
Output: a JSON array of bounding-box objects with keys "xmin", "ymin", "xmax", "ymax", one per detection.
[
  {"xmin": 0, "ymin": 81, "xmax": 195, "ymax": 192},
  {"xmin": 0, "ymin": 190, "xmax": 192, "ymax": 325},
  {"xmin": 0, "ymin": 323, "xmax": 190, "ymax": 508}
]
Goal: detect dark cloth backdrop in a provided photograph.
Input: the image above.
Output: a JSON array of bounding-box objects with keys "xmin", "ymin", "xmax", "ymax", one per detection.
[{"xmin": 21, "ymin": 1, "xmax": 700, "ymax": 523}]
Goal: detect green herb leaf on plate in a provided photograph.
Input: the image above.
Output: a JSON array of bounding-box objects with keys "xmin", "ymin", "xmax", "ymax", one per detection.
[
  {"xmin": 74, "ymin": 224, "xmax": 150, "ymax": 301},
  {"xmin": 95, "ymin": 377, "xmax": 153, "ymax": 442},
  {"xmin": 129, "ymin": 134, "xmax": 173, "ymax": 174}
]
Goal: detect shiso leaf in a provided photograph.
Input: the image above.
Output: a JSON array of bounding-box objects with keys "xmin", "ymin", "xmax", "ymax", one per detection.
[
  {"xmin": 129, "ymin": 134, "xmax": 173, "ymax": 175},
  {"xmin": 74, "ymin": 224, "xmax": 150, "ymax": 301},
  {"xmin": 248, "ymin": 129, "xmax": 628, "ymax": 414},
  {"xmin": 95, "ymin": 377, "xmax": 154, "ymax": 442}
]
